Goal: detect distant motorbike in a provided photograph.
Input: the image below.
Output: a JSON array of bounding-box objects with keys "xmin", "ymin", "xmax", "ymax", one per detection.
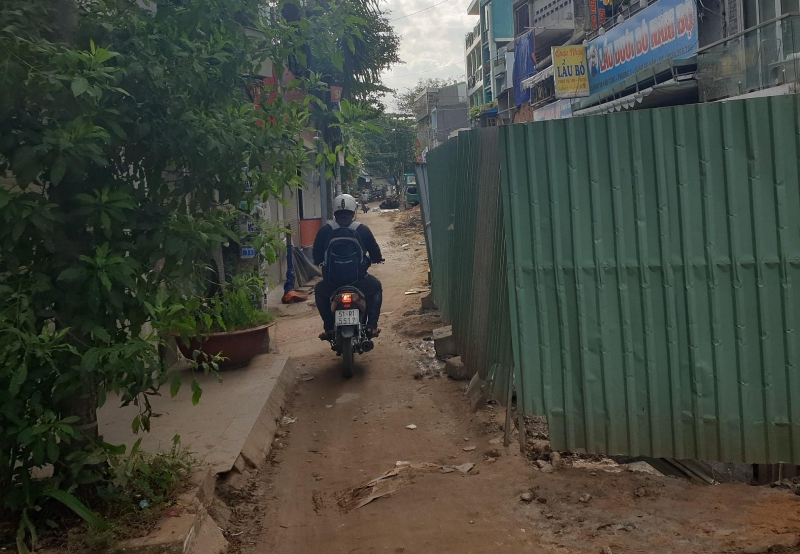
[
  {"xmin": 361, "ymin": 202, "xmax": 369, "ymax": 213},
  {"xmin": 326, "ymin": 286, "xmax": 374, "ymax": 378}
]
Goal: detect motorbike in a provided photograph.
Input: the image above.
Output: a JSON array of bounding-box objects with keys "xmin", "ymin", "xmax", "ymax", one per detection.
[
  {"xmin": 326, "ymin": 286, "xmax": 374, "ymax": 378},
  {"xmin": 361, "ymin": 202, "xmax": 369, "ymax": 213}
]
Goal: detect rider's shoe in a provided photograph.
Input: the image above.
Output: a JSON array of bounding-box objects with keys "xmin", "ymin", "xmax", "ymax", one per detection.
[
  {"xmin": 366, "ymin": 327, "xmax": 381, "ymax": 338},
  {"xmin": 319, "ymin": 330, "xmax": 334, "ymax": 341}
]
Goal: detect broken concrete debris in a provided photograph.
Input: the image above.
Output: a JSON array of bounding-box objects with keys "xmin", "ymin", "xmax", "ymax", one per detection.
[
  {"xmin": 535, "ymin": 460, "xmax": 554, "ymax": 474},
  {"xmin": 421, "ymin": 292, "xmax": 437, "ymax": 311},
  {"xmin": 444, "ymin": 355, "xmax": 474, "ymax": 381},
  {"xmin": 432, "ymin": 325, "xmax": 457, "ymax": 357}
]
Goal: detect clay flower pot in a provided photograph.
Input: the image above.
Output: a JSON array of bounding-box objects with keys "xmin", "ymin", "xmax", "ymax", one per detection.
[{"xmin": 175, "ymin": 322, "xmax": 274, "ymax": 370}]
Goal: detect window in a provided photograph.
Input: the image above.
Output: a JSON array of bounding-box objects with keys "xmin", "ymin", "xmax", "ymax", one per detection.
[
  {"xmin": 743, "ymin": 0, "xmax": 789, "ymax": 29},
  {"xmin": 514, "ymin": 3, "xmax": 530, "ymax": 36}
]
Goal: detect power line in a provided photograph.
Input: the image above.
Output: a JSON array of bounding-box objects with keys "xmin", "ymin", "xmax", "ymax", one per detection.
[
  {"xmin": 389, "ymin": 0, "xmax": 454, "ymax": 22},
  {"xmin": 384, "ymin": 62, "xmax": 464, "ymax": 80}
]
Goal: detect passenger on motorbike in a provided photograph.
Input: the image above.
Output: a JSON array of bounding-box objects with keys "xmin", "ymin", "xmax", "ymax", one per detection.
[{"xmin": 313, "ymin": 194, "xmax": 383, "ymax": 341}]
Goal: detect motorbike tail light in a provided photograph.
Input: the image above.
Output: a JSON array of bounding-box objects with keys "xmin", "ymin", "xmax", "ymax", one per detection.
[{"xmin": 340, "ymin": 292, "xmax": 352, "ymax": 308}]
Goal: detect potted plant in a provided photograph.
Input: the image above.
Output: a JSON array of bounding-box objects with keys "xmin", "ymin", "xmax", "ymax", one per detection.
[{"xmin": 167, "ymin": 273, "xmax": 275, "ymax": 370}]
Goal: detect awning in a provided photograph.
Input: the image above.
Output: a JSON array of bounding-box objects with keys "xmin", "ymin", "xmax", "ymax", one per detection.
[
  {"xmin": 521, "ymin": 65, "xmax": 553, "ymax": 90},
  {"xmin": 571, "ymin": 79, "xmax": 698, "ymax": 116},
  {"xmin": 575, "ymin": 56, "xmax": 696, "ymax": 110}
]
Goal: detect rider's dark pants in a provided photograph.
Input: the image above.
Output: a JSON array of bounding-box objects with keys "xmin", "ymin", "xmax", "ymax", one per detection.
[{"xmin": 315, "ymin": 274, "xmax": 383, "ymax": 331}]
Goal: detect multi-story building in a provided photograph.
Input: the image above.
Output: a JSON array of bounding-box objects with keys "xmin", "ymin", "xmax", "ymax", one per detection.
[
  {"xmin": 465, "ymin": 0, "xmax": 515, "ymax": 108},
  {"xmin": 465, "ymin": 23, "xmax": 484, "ymax": 108},
  {"xmin": 696, "ymin": 0, "xmax": 800, "ymax": 102},
  {"xmin": 468, "ymin": 0, "xmax": 800, "ymax": 124},
  {"xmin": 414, "ymin": 83, "xmax": 470, "ymax": 159}
]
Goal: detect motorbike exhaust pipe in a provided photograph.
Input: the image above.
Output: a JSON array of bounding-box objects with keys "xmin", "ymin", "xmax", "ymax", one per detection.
[{"xmin": 362, "ymin": 339, "xmax": 374, "ymax": 352}]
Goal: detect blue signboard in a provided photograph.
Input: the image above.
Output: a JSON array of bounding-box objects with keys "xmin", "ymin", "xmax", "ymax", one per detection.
[{"xmin": 585, "ymin": 0, "xmax": 697, "ymax": 94}]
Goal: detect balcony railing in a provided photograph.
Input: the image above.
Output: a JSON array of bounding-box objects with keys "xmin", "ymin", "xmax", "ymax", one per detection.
[
  {"xmin": 585, "ymin": 2, "xmax": 647, "ymax": 42},
  {"xmin": 468, "ymin": 70, "xmax": 483, "ymax": 91},
  {"xmin": 697, "ymin": 13, "xmax": 800, "ymax": 102},
  {"xmin": 465, "ymin": 24, "xmax": 483, "ymax": 49}
]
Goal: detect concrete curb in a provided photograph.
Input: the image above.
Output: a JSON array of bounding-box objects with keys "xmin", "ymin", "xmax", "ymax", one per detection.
[
  {"xmin": 205, "ymin": 355, "xmax": 297, "ymax": 474},
  {"xmin": 118, "ymin": 355, "xmax": 297, "ymax": 554}
]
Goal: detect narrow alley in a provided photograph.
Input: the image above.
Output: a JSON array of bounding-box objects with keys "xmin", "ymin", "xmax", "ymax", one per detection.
[{"xmin": 219, "ymin": 209, "xmax": 800, "ymax": 554}]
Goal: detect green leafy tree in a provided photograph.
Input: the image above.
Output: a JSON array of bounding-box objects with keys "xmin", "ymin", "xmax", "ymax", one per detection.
[
  {"xmin": 305, "ymin": 0, "xmax": 401, "ymax": 106},
  {"xmin": 350, "ymin": 113, "xmax": 416, "ymax": 185},
  {"xmin": 394, "ymin": 77, "xmax": 460, "ymax": 117},
  {"xmin": 0, "ymin": 0, "xmax": 394, "ymax": 549}
]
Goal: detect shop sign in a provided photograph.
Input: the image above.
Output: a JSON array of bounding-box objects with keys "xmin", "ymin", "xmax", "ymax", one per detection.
[
  {"xmin": 586, "ymin": 0, "xmax": 697, "ymax": 94},
  {"xmin": 552, "ymin": 46, "xmax": 590, "ymax": 98}
]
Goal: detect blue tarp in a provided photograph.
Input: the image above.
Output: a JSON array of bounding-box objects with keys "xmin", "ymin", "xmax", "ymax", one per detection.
[{"xmin": 513, "ymin": 30, "xmax": 536, "ymax": 107}]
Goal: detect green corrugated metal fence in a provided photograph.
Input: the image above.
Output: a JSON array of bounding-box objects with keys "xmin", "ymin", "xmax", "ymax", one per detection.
[
  {"xmin": 426, "ymin": 93, "xmax": 800, "ymax": 464},
  {"xmin": 426, "ymin": 128, "xmax": 513, "ymax": 401}
]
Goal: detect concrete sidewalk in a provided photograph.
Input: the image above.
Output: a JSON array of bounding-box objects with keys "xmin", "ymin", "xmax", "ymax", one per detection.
[{"xmin": 98, "ymin": 353, "xmax": 296, "ymax": 475}]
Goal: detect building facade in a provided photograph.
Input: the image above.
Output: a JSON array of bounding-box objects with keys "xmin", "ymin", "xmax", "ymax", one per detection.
[
  {"xmin": 414, "ymin": 83, "xmax": 470, "ymax": 160},
  {"xmin": 465, "ymin": 0, "xmax": 515, "ymax": 108},
  {"xmin": 463, "ymin": 0, "xmax": 800, "ymax": 125}
]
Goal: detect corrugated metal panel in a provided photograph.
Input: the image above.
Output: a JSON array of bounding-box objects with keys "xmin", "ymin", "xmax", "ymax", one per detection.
[
  {"xmin": 498, "ymin": 94, "xmax": 800, "ymax": 464},
  {"xmin": 413, "ymin": 163, "xmax": 434, "ymax": 268},
  {"xmin": 426, "ymin": 130, "xmax": 513, "ymax": 401},
  {"xmin": 426, "ymin": 138, "xmax": 458, "ymax": 320}
]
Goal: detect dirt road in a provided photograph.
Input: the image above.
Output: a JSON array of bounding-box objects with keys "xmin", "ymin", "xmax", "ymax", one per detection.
[{"xmin": 222, "ymin": 209, "xmax": 800, "ymax": 554}]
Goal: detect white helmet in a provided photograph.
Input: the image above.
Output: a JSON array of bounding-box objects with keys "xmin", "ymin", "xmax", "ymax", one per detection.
[{"xmin": 333, "ymin": 194, "xmax": 357, "ymax": 214}]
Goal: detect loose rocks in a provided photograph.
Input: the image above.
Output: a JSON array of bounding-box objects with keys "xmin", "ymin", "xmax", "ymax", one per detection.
[
  {"xmin": 530, "ymin": 440, "xmax": 551, "ymax": 455},
  {"xmin": 444, "ymin": 356, "xmax": 473, "ymax": 381},
  {"xmin": 536, "ymin": 461, "xmax": 554, "ymax": 474}
]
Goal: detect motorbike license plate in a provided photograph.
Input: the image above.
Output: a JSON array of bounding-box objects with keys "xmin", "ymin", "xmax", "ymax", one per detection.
[{"xmin": 335, "ymin": 309, "xmax": 360, "ymax": 326}]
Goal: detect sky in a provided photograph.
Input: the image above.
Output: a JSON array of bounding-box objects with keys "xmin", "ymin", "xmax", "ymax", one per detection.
[{"xmin": 379, "ymin": 0, "xmax": 474, "ymax": 110}]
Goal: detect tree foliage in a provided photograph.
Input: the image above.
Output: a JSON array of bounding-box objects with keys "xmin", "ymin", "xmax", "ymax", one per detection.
[
  {"xmin": 306, "ymin": 0, "xmax": 401, "ymax": 106},
  {"xmin": 0, "ymin": 0, "xmax": 395, "ymax": 549},
  {"xmin": 394, "ymin": 77, "xmax": 461, "ymax": 116},
  {"xmin": 349, "ymin": 113, "xmax": 416, "ymax": 183}
]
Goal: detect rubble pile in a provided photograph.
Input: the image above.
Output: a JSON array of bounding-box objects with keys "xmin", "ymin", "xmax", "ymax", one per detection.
[{"xmin": 393, "ymin": 208, "xmax": 423, "ymax": 239}]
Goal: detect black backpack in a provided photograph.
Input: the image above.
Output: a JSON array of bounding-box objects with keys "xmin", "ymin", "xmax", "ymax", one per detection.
[{"xmin": 322, "ymin": 221, "xmax": 365, "ymax": 286}]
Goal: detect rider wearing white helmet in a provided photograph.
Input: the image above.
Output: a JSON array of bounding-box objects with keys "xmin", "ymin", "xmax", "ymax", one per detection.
[{"xmin": 313, "ymin": 194, "xmax": 384, "ymax": 340}]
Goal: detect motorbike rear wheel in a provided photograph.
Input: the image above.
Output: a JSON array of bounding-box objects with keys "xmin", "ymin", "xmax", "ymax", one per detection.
[{"xmin": 341, "ymin": 338, "xmax": 354, "ymax": 379}]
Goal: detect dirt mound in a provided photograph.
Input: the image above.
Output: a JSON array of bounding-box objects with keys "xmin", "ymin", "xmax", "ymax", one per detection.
[
  {"xmin": 393, "ymin": 207, "xmax": 423, "ymax": 239},
  {"xmin": 392, "ymin": 310, "xmax": 441, "ymax": 338}
]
